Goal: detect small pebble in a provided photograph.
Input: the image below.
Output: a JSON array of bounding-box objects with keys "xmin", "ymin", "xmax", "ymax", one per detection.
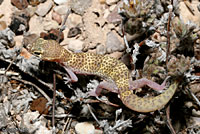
[
  {"xmin": 35, "ymin": 0, "xmax": 53, "ymax": 17},
  {"xmin": 109, "ymin": 4, "xmax": 116, "ymax": 11},
  {"xmin": 67, "ymin": 13, "xmax": 82, "ymax": 28},
  {"xmin": 30, "ymin": 97, "xmax": 48, "ymax": 114},
  {"xmin": 0, "ymin": 21, "xmax": 7, "ymax": 30},
  {"xmin": 106, "ymin": 6, "xmax": 121, "ymax": 24},
  {"xmin": 9, "ymin": 10, "xmax": 30, "ymax": 35},
  {"xmin": 29, "ymin": 0, "xmax": 40, "ymax": 6},
  {"xmin": 53, "ymin": 4, "xmax": 70, "ymax": 15},
  {"xmin": 75, "ymin": 122, "xmax": 95, "ymax": 134},
  {"xmin": 54, "ymin": 0, "xmax": 68, "ymax": 5},
  {"xmin": 106, "ymin": 31, "xmax": 124, "ymax": 53},
  {"xmin": 40, "ymin": 29, "xmax": 64, "ymax": 42},
  {"xmin": 56, "ymin": 107, "xmax": 65, "ymax": 115},
  {"xmin": 11, "ymin": 0, "xmax": 28, "ymax": 10},
  {"xmin": 43, "ymin": 20, "xmax": 59, "ymax": 31},
  {"xmin": 0, "ymin": 104, "xmax": 7, "ymax": 129},
  {"xmin": 52, "ymin": 11, "xmax": 62, "ymax": 24},
  {"xmin": 106, "ymin": 0, "xmax": 119, "ymax": 5},
  {"xmin": 96, "ymin": 44, "xmax": 106, "ymax": 55},
  {"xmin": 99, "ymin": 0, "xmax": 105, "ymax": 4},
  {"xmin": 67, "ymin": 39, "xmax": 84, "ymax": 52},
  {"xmin": 70, "ymin": 0, "xmax": 92, "ymax": 15},
  {"xmin": 67, "ymin": 27, "xmax": 81, "ymax": 38}
]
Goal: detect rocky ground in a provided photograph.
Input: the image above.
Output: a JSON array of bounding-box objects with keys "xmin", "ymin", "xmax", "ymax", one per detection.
[{"xmin": 0, "ymin": 0, "xmax": 200, "ymax": 134}]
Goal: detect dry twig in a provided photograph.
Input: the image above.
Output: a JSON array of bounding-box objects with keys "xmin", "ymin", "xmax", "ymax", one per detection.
[{"xmin": 166, "ymin": 106, "xmax": 176, "ymax": 134}]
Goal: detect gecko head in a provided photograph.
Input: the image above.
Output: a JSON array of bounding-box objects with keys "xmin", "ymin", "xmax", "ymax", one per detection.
[{"xmin": 29, "ymin": 38, "xmax": 63, "ymax": 62}]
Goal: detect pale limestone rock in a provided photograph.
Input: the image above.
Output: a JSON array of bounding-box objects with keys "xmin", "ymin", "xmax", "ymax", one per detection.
[
  {"xmin": 52, "ymin": 11, "xmax": 62, "ymax": 24},
  {"xmin": 53, "ymin": 4, "xmax": 70, "ymax": 15},
  {"xmin": 67, "ymin": 39, "xmax": 84, "ymax": 52},
  {"xmin": 106, "ymin": 31, "xmax": 124, "ymax": 53},
  {"xmin": 106, "ymin": 0, "xmax": 119, "ymax": 5},
  {"xmin": 75, "ymin": 122, "xmax": 95, "ymax": 134},
  {"xmin": 179, "ymin": 1, "xmax": 200, "ymax": 26},
  {"xmin": 70, "ymin": 0, "xmax": 92, "ymax": 15},
  {"xmin": 23, "ymin": 111, "xmax": 52, "ymax": 134},
  {"xmin": 35, "ymin": 0, "xmax": 53, "ymax": 17},
  {"xmin": 66, "ymin": 13, "xmax": 82, "ymax": 28},
  {"xmin": 43, "ymin": 20, "xmax": 59, "ymax": 31},
  {"xmin": 54, "ymin": 0, "xmax": 68, "ymax": 5}
]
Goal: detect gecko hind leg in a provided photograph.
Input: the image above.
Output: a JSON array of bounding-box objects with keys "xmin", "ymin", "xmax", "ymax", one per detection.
[
  {"xmin": 88, "ymin": 76, "xmax": 170, "ymax": 96},
  {"xmin": 129, "ymin": 76, "xmax": 170, "ymax": 92},
  {"xmin": 88, "ymin": 81, "xmax": 119, "ymax": 97}
]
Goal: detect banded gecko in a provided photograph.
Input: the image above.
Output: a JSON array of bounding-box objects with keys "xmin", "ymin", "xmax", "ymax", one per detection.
[{"xmin": 28, "ymin": 38, "xmax": 178, "ymax": 113}]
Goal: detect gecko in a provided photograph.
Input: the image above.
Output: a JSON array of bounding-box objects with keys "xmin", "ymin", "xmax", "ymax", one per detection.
[{"xmin": 28, "ymin": 38, "xmax": 179, "ymax": 113}]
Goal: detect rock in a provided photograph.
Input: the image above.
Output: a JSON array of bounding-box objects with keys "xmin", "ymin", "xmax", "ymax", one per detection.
[
  {"xmin": 179, "ymin": 1, "xmax": 200, "ymax": 26},
  {"xmin": 83, "ymin": 0, "xmax": 108, "ymax": 50},
  {"xmin": 29, "ymin": 0, "xmax": 40, "ymax": 6},
  {"xmin": 0, "ymin": 0, "xmax": 3, "ymax": 5},
  {"xmin": 107, "ymin": 5, "xmax": 122, "ymax": 24},
  {"xmin": 0, "ymin": 0, "xmax": 12, "ymax": 25},
  {"xmin": 22, "ymin": 34, "xmax": 39, "ymax": 47},
  {"xmin": 9, "ymin": 10, "xmax": 30, "ymax": 35},
  {"xmin": 26, "ymin": 6, "xmax": 37, "ymax": 17},
  {"xmin": 67, "ymin": 39, "xmax": 84, "ymax": 52},
  {"xmin": 0, "ymin": 21, "xmax": 7, "ymax": 30},
  {"xmin": 52, "ymin": 11, "xmax": 62, "ymax": 24},
  {"xmin": 43, "ymin": 20, "xmax": 59, "ymax": 31},
  {"xmin": 99, "ymin": 0, "xmax": 105, "ymax": 4},
  {"xmin": 109, "ymin": 4, "xmax": 116, "ymax": 11},
  {"xmin": 66, "ymin": 13, "xmax": 82, "ymax": 28},
  {"xmin": 30, "ymin": 97, "xmax": 48, "ymax": 114},
  {"xmin": 67, "ymin": 27, "xmax": 81, "ymax": 38},
  {"xmin": 94, "ymin": 129, "xmax": 104, "ymax": 134},
  {"xmin": 56, "ymin": 107, "xmax": 65, "ymax": 114},
  {"xmin": 53, "ymin": 4, "xmax": 70, "ymax": 15},
  {"xmin": 106, "ymin": 31, "xmax": 124, "ymax": 53},
  {"xmin": 54, "ymin": 0, "xmax": 68, "ymax": 5},
  {"xmin": 96, "ymin": 45, "xmax": 106, "ymax": 55},
  {"xmin": 0, "ymin": 104, "xmax": 7, "ymax": 129},
  {"xmin": 23, "ymin": 111, "xmax": 52, "ymax": 134},
  {"xmin": 35, "ymin": 0, "xmax": 53, "ymax": 17},
  {"xmin": 103, "ymin": 9, "xmax": 110, "ymax": 19},
  {"xmin": 70, "ymin": 0, "xmax": 92, "ymax": 15},
  {"xmin": 11, "ymin": 0, "xmax": 28, "ymax": 10},
  {"xmin": 106, "ymin": 0, "xmax": 119, "ymax": 5},
  {"xmin": 75, "ymin": 122, "xmax": 95, "ymax": 134},
  {"xmin": 40, "ymin": 29, "xmax": 64, "ymax": 42},
  {"xmin": 14, "ymin": 35, "xmax": 23, "ymax": 47},
  {"xmin": 108, "ymin": 51, "xmax": 123, "ymax": 59}
]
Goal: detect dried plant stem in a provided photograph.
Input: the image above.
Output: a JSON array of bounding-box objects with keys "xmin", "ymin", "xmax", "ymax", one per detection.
[
  {"xmin": 186, "ymin": 87, "xmax": 200, "ymax": 107},
  {"xmin": 87, "ymin": 104, "xmax": 101, "ymax": 126},
  {"xmin": 62, "ymin": 117, "xmax": 72, "ymax": 134},
  {"xmin": 166, "ymin": 9, "xmax": 172, "ymax": 69},
  {"xmin": 166, "ymin": 106, "xmax": 176, "ymax": 134},
  {"xmin": 57, "ymin": 8, "xmax": 71, "ymax": 42},
  {"xmin": 11, "ymin": 76, "xmax": 51, "ymax": 102},
  {"xmin": 52, "ymin": 73, "xmax": 56, "ymax": 134}
]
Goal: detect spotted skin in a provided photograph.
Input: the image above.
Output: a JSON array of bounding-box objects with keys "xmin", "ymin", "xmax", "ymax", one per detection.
[{"xmin": 29, "ymin": 38, "xmax": 178, "ymax": 113}]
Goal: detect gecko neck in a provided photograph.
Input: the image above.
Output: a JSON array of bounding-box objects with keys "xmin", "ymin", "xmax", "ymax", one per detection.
[{"xmin": 59, "ymin": 48, "xmax": 73, "ymax": 63}]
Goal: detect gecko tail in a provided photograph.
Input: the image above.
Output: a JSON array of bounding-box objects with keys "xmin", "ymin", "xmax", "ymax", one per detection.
[{"xmin": 121, "ymin": 82, "xmax": 178, "ymax": 113}]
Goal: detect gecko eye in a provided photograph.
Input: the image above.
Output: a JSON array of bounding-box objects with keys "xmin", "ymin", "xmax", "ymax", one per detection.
[{"xmin": 33, "ymin": 51, "xmax": 42, "ymax": 56}]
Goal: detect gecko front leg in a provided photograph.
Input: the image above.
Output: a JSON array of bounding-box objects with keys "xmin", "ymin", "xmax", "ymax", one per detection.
[
  {"xmin": 63, "ymin": 67, "xmax": 78, "ymax": 83},
  {"xmin": 129, "ymin": 76, "xmax": 170, "ymax": 92}
]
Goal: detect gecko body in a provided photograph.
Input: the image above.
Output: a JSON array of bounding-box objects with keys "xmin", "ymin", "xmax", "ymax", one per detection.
[{"xmin": 29, "ymin": 38, "xmax": 178, "ymax": 113}]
